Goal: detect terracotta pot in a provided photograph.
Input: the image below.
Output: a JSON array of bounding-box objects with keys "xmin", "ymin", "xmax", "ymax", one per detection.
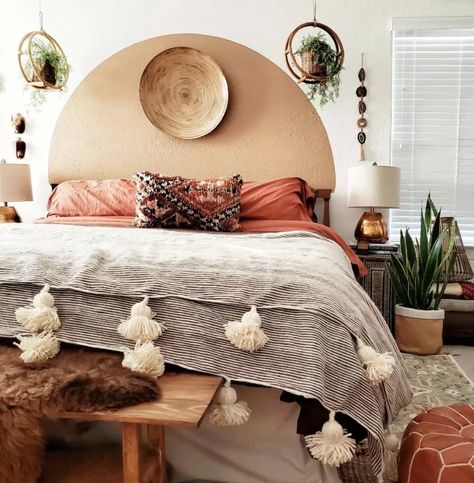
[{"xmin": 395, "ymin": 305, "xmax": 444, "ymax": 355}]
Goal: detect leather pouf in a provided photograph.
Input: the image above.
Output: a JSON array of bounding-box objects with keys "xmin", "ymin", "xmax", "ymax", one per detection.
[{"xmin": 399, "ymin": 404, "xmax": 474, "ymax": 483}]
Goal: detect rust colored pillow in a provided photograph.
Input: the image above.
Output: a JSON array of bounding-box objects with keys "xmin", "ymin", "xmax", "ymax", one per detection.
[
  {"xmin": 133, "ymin": 172, "xmax": 243, "ymax": 231},
  {"xmin": 240, "ymin": 177, "xmax": 315, "ymax": 222},
  {"xmin": 47, "ymin": 179, "xmax": 135, "ymax": 217}
]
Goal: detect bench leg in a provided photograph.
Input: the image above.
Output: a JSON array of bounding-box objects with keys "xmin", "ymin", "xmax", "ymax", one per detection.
[
  {"xmin": 122, "ymin": 422, "xmax": 142, "ymax": 483},
  {"xmin": 148, "ymin": 425, "xmax": 166, "ymax": 483}
]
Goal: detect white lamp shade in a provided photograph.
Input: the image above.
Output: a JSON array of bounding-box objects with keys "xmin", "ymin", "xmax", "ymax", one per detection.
[
  {"xmin": 347, "ymin": 165, "xmax": 400, "ymax": 208},
  {"xmin": 0, "ymin": 163, "xmax": 33, "ymax": 203}
]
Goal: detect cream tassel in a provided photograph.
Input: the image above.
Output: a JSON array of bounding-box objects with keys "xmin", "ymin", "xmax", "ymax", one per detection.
[
  {"xmin": 305, "ymin": 411, "xmax": 356, "ymax": 467},
  {"xmin": 14, "ymin": 332, "xmax": 60, "ymax": 364},
  {"xmin": 209, "ymin": 379, "xmax": 251, "ymax": 426},
  {"xmin": 224, "ymin": 306, "xmax": 268, "ymax": 352},
  {"xmin": 122, "ymin": 341, "xmax": 165, "ymax": 378},
  {"xmin": 118, "ymin": 296, "xmax": 165, "ymax": 343},
  {"xmin": 383, "ymin": 426, "xmax": 400, "ymax": 482},
  {"xmin": 15, "ymin": 284, "xmax": 60, "ymax": 333},
  {"xmin": 356, "ymin": 338, "xmax": 395, "ymax": 384}
]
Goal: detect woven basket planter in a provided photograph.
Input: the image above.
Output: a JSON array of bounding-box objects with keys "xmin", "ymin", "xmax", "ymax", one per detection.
[{"xmin": 337, "ymin": 440, "xmax": 378, "ymax": 483}]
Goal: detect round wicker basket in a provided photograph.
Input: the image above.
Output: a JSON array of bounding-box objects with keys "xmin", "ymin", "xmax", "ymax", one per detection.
[{"xmin": 139, "ymin": 47, "xmax": 229, "ymax": 140}]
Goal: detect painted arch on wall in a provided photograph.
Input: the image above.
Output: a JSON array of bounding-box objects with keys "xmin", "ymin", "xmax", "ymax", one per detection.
[{"xmin": 49, "ymin": 33, "xmax": 335, "ymax": 191}]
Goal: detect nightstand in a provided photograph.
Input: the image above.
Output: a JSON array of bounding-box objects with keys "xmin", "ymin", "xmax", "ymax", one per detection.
[{"xmin": 351, "ymin": 244, "xmax": 398, "ymax": 332}]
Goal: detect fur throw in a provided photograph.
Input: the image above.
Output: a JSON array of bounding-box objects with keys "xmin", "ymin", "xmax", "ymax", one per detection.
[{"xmin": 0, "ymin": 342, "xmax": 159, "ymax": 483}]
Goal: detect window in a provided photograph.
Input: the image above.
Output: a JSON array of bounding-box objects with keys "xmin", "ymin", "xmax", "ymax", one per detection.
[{"xmin": 390, "ymin": 18, "xmax": 474, "ymax": 245}]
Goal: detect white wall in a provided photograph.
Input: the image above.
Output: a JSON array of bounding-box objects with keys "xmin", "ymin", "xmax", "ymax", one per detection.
[{"xmin": 1, "ymin": 0, "xmax": 474, "ymax": 262}]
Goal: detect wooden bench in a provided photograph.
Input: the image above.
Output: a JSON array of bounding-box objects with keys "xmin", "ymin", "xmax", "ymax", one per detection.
[{"xmin": 47, "ymin": 372, "xmax": 223, "ymax": 483}]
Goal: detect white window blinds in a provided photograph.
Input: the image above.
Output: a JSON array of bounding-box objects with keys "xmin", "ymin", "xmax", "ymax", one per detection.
[{"xmin": 391, "ymin": 21, "xmax": 474, "ymax": 245}]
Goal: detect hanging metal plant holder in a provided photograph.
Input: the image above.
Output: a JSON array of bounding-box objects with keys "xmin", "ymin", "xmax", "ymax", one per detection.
[
  {"xmin": 18, "ymin": 29, "xmax": 69, "ymax": 90},
  {"xmin": 285, "ymin": 21, "xmax": 344, "ymax": 85}
]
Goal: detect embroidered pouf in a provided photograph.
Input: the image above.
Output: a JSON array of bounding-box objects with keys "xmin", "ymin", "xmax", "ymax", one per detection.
[{"xmin": 398, "ymin": 404, "xmax": 474, "ymax": 483}]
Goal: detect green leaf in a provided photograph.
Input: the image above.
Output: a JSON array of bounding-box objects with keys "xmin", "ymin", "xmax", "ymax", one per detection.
[
  {"xmin": 405, "ymin": 230, "xmax": 417, "ymax": 268},
  {"xmin": 427, "ymin": 193, "xmax": 439, "ymax": 218},
  {"xmin": 387, "ymin": 260, "xmax": 411, "ymax": 307},
  {"xmin": 419, "ymin": 232, "xmax": 445, "ymax": 307},
  {"xmin": 419, "ymin": 208, "xmax": 429, "ymax": 274},
  {"xmin": 424, "ymin": 197, "xmax": 432, "ymax": 233},
  {"xmin": 431, "ymin": 211, "xmax": 441, "ymax": 249},
  {"xmin": 391, "ymin": 254, "xmax": 415, "ymax": 307}
]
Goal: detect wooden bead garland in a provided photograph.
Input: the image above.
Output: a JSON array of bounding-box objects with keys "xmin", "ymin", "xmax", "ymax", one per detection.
[{"xmin": 357, "ymin": 54, "xmax": 367, "ymax": 161}]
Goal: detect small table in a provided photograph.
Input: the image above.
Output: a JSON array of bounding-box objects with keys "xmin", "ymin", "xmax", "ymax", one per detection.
[
  {"xmin": 351, "ymin": 244, "xmax": 398, "ymax": 332},
  {"xmin": 48, "ymin": 372, "xmax": 223, "ymax": 483}
]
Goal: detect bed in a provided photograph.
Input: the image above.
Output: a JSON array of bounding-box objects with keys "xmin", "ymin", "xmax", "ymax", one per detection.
[{"xmin": 0, "ymin": 33, "xmax": 411, "ymax": 483}]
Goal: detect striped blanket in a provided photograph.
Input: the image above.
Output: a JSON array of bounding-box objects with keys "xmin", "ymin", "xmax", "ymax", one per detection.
[{"xmin": 0, "ymin": 224, "xmax": 411, "ymax": 475}]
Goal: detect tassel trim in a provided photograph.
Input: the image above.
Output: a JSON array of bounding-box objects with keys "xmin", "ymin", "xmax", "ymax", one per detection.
[
  {"xmin": 122, "ymin": 341, "xmax": 165, "ymax": 378},
  {"xmin": 305, "ymin": 411, "xmax": 356, "ymax": 467},
  {"xmin": 15, "ymin": 284, "xmax": 60, "ymax": 333},
  {"xmin": 14, "ymin": 285, "xmax": 61, "ymax": 363},
  {"xmin": 224, "ymin": 306, "xmax": 268, "ymax": 352},
  {"xmin": 382, "ymin": 425, "xmax": 400, "ymax": 482},
  {"xmin": 209, "ymin": 379, "xmax": 251, "ymax": 426},
  {"xmin": 14, "ymin": 332, "xmax": 60, "ymax": 364},
  {"xmin": 118, "ymin": 296, "xmax": 165, "ymax": 343},
  {"xmin": 356, "ymin": 338, "xmax": 395, "ymax": 384}
]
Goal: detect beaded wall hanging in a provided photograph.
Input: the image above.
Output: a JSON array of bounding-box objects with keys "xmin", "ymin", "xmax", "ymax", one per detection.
[{"xmin": 356, "ymin": 54, "xmax": 367, "ymax": 160}]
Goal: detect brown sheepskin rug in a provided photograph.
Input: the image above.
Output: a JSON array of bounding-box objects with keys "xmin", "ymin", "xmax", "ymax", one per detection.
[{"xmin": 0, "ymin": 343, "xmax": 160, "ymax": 483}]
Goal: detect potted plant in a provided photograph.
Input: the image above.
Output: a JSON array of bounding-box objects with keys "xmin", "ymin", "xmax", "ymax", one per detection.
[
  {"xmin": 387, "ymin": 195, "xmax": 456, "ymax": 355},
  {"xmin": 29, "ymin": 39, "xmax": 69, "ymax": 88},
  {"xmin": 295, "ymin": 33, "xmax": 342, "ymax": 106}
]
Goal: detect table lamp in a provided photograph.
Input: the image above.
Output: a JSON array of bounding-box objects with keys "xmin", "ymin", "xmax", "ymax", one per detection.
[
  {"xmin": 0, "ymin": 160, "xmax": 33, "ymax": 223},
  {"xmin": 347, "ymin": 164, "xmax": 400, "ymax": 248}
]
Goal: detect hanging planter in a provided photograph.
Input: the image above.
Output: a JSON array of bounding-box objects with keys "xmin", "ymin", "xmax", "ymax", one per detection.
[
  {"xmin": 18, "ymin": 30, "xmax": 69, "ymax": 91},
  {"xmin": 285, "ymin": 23, "xmax": 344, "ymax": 106},
  {"xmin": 285, "ymin": 0, "xmax": 344, "ymax": 106}
]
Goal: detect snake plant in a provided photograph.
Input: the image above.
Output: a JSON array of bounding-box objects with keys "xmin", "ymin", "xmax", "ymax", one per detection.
[{"xmin": 387, "ymin": 195, "xmax": 456, "ymax": 310}]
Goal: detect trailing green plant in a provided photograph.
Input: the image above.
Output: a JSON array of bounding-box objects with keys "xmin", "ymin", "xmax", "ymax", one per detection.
[
  {"xmin": 29, "ymin": 39, "xmax": 69, "ymax": 87},
  {"xmin": 387, "ymin": 195, "xmax": 457, "ymax": 311},
  {"xmin": 296, "ymin": 33, "xmax": 342, "ymax": 106}
]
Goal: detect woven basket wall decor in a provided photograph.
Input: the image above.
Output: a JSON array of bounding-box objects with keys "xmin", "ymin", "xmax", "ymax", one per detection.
[{"xmin": 139, "ymin": 47, "xmax": 229, "ymax": 140}]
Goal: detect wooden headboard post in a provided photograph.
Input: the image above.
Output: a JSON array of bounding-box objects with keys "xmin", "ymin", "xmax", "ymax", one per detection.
[{"xmin": 315, "ymin": 189, "xmax": 332, "ymax": 227}]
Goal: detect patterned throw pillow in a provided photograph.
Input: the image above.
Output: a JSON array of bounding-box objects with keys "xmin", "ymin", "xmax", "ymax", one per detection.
[{"xmin": 133, "ymin": 172, "xmax": 243, "ymax": 231}]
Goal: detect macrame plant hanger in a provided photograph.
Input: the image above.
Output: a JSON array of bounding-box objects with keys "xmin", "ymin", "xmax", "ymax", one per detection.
[{"xmin": 18, "ymin": 0, "xmax": 70, "ymax": 91}]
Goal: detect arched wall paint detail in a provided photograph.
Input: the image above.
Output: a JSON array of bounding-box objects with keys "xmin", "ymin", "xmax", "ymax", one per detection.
[{"xmin": 49, "ymin": 33, "xmax": 335, "ymax": 190}]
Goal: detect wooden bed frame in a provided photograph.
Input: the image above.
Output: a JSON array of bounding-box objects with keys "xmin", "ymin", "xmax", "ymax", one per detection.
[{"xmin": 315, "ymin": 189, "xmax": 332, "ymax": 227}]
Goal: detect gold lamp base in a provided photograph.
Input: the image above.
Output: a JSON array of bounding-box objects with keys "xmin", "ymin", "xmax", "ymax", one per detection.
[
  {"xmin": 354, "ymin": 208, "xmax": 388, "ymax": 245},
  {"xmin": 0, "ymin": 205, "xmax": 20, "ymax": 223}
]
